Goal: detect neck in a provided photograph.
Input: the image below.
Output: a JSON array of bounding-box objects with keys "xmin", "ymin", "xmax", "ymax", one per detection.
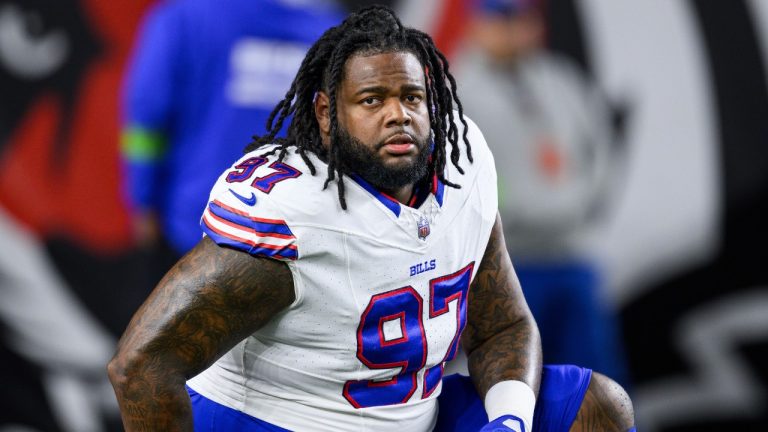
[{"xmin": 383, "ymin": 184, "xmax": 416, "ymax": 205}]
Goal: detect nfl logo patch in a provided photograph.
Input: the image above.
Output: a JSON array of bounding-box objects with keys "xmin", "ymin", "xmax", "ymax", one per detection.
[{"xmin": 417, "ymin": 216, "xmax": 430, "ymax": 240}]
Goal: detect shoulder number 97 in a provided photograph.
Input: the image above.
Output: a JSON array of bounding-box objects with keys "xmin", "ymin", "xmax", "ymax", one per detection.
[{"xmin": 226, "ymin": 156, "xmax": 301, "ymax": 193}]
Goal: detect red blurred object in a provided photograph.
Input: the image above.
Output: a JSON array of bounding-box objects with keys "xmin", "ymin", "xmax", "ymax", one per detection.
[{"xmin": 0, "ymin": 0, "xmax": 155, "ymax": 254}]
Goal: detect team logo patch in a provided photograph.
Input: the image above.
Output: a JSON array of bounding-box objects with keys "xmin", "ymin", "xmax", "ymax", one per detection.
[{"xmin": 417, "ymin": 215, "xmax": 430, "ymax": 240}]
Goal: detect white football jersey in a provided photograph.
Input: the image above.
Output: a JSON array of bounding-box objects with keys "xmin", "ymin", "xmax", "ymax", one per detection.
[{"xmin": 187, "ymin": 116, "xmax": 498, "ymax": 431}]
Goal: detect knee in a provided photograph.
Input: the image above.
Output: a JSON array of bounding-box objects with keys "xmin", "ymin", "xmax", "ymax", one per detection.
[{"xmin": 571, "ymin": 371, "xmax": 635, "ymax": 432}]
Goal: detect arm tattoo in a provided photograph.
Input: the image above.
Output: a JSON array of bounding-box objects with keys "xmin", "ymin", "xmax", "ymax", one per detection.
[
  {"xmin": 461, "ymin": 213, "xmax": 542, "ymax": 398},
  {"xmin": 108, "ymin": 236, "xmax": 295, "ymax": 431}
]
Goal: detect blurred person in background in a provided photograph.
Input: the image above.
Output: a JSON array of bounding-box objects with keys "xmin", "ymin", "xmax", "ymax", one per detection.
[
  {"xmin": 120, "ymin": 0, "xmax": 343, "ymax": 273},
  {"xmin": 453, "ymin": 0, "xmax": 629, "ymax": 386}
]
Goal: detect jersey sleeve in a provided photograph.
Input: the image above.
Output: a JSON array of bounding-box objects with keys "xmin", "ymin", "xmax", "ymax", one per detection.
[{"xmin": 199, "ymin": 155, "xmax": 299, "ymax": 261}]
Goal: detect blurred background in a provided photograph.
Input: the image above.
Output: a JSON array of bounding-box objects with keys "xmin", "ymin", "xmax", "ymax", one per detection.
[{"xmin": 1, "ymin": 0, "xmax": 766, "ymax": 431}]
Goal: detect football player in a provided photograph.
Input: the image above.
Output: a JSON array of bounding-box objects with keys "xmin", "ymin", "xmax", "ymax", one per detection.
[{"xmin": 109, "ymin": 6, "xmax": 635, "ymax": 431}]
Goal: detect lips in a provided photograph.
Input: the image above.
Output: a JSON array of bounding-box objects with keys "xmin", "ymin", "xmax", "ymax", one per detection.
[
  {"xmin": 383, "ymin": 133, "xmax": 416, "ymax": 155},
  {"xmin": 385, "ymin": 133, "xmax": 415, "ymax": 145}
]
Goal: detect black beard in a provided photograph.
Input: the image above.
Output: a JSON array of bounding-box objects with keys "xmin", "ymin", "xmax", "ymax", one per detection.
[{"xmin": 334, "ymin": 126, "xmax": 431, "ymax": 190}]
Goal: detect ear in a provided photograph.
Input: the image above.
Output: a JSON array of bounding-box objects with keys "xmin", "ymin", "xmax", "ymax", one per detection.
[{"xmin": 314, "ymin": 91, "xmax": 331, "ymax": 138}]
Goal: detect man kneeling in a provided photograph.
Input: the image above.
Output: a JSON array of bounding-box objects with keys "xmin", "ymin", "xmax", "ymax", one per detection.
[{"xmin": 108, "ymin": 5, "xmax": 635, "ymax": 431}]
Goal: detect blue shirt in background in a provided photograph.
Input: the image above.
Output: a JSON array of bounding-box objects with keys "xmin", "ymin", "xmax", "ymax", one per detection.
[{"xmin": 122, "ymin": 0, "xmax": 343, "ymax": 253}]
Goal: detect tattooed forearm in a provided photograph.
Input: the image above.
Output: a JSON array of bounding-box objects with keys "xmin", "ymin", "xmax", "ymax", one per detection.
[
  {"xmin": 461, "ymin": 213, "xmax": 542, "ymax": 398},
  {"xmin": 465, "ymin": 318, "xmax": 539, "ymax": 397},
  {"xmin": 107, "ymin": 236, "xmax": 295, "ymax": 431}
]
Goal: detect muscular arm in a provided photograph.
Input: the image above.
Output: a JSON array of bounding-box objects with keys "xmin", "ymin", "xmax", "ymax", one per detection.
[
  {"xmin": 107, "ymin": 236, "xmax": 295, "ymax": 431},
  {"xmin": 461, "ymin": 213, "xmax": 543, "ymax": 398}
]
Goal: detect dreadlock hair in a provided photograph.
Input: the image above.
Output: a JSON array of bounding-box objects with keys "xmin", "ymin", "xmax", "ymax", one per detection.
[{"xmin": 245, "ymin": 5, "xmax": 472, "ymax": 209}]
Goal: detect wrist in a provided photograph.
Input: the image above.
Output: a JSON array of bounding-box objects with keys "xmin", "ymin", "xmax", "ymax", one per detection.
[{"xmin": 484, "ymin": 380, "xmax": 536, "ymax": 431}]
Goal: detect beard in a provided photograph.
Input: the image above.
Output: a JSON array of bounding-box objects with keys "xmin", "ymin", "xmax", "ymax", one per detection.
[{"xmin": 334, "ymin": 125, "xmax": 431, "ymax": 191}]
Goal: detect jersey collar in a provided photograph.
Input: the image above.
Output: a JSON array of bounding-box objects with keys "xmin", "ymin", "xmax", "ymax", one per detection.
[{"xmin": 349, "ymin": 173, "xmax": 445, "ymax": 217}]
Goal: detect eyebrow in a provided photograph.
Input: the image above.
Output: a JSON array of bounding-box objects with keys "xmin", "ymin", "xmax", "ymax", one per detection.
[{"xmin": 354, "ymin": 83, "xmax": 426, "ymax": 96}]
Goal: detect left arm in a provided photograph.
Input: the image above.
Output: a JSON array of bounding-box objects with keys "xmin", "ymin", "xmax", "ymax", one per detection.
[{"xmin": 461, "ymin": 213, "xmax": 543, "ymax": 418}]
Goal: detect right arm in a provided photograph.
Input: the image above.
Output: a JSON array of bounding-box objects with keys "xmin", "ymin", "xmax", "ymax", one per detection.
[{"xmin": 107, "ymin": 236, "xmax": 295, "ymax": 431}]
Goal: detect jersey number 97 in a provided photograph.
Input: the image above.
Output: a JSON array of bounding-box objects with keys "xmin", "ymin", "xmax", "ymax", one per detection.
[{"xmin": 343, "ymin": 263, "xmax": 474, "ymax": 408}]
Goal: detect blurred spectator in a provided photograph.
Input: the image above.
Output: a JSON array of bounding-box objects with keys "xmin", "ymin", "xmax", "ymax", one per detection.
[
  {"xmin": 453, "ymin": 0, "xmax": 629, "ymax": 385},
  {"xmin": 121, "ymin": 0, "xmax": 343, "ymax": 263}
]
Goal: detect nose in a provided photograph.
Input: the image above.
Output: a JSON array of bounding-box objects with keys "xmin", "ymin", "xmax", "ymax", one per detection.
[{"xmin": 384, "ymin": 99, "xmax": 411, "ymax": 127}]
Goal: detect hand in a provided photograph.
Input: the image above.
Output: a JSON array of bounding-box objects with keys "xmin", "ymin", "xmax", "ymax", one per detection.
[{"xmin": 478, "ymin": 415, "xmax": 526, "ymax": 432}]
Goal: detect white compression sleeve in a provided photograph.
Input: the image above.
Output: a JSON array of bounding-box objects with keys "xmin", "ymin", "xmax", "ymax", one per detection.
[{"xmin": 484, "ymin": 380, "xmax": 536, "ymax": 431}]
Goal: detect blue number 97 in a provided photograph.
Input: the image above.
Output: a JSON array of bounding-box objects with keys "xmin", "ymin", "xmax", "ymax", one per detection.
[{"xmin": 343, "ymin": 263, "xmax": 474, "ymax": 408}]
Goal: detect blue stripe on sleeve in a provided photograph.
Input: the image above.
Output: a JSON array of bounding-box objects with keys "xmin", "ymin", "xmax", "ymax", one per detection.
[
  {"xmin": 201, "ymin": 220, "xmax": 297, "ymax": 261},
  {"xmin": 208, "ymin": 201, "xmax": 294, "ymax": 236}
]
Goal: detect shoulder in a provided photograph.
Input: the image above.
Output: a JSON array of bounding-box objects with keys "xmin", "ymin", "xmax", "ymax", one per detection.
[
  {"xmin": 445, "ymin": 112, "xmax": 496, "ymax": 182},
  {"xmin": 462, "ymin": 113, "xmax": 491, "ymax": 155},
  {"xmin": 439, "ymin": 113, "xmax": 498, "ymax": 223},
  {"xmin": 207, "ymin": 145, "xmax": 337, "ymax": 221},
  {"xmin": 201, "ymin": 146, "xmax": 328, "ymax": 261}
]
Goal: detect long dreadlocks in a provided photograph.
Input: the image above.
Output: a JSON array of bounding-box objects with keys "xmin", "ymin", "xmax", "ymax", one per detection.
[{"xmin": 245, "ymin": 5, "xmax": 472, "ymax": 209}]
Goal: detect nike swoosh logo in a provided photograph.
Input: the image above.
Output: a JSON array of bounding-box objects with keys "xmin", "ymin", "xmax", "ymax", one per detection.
[{"xmin": 229, "ymin": 189, "xmax": 257, "ymax": 206}]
